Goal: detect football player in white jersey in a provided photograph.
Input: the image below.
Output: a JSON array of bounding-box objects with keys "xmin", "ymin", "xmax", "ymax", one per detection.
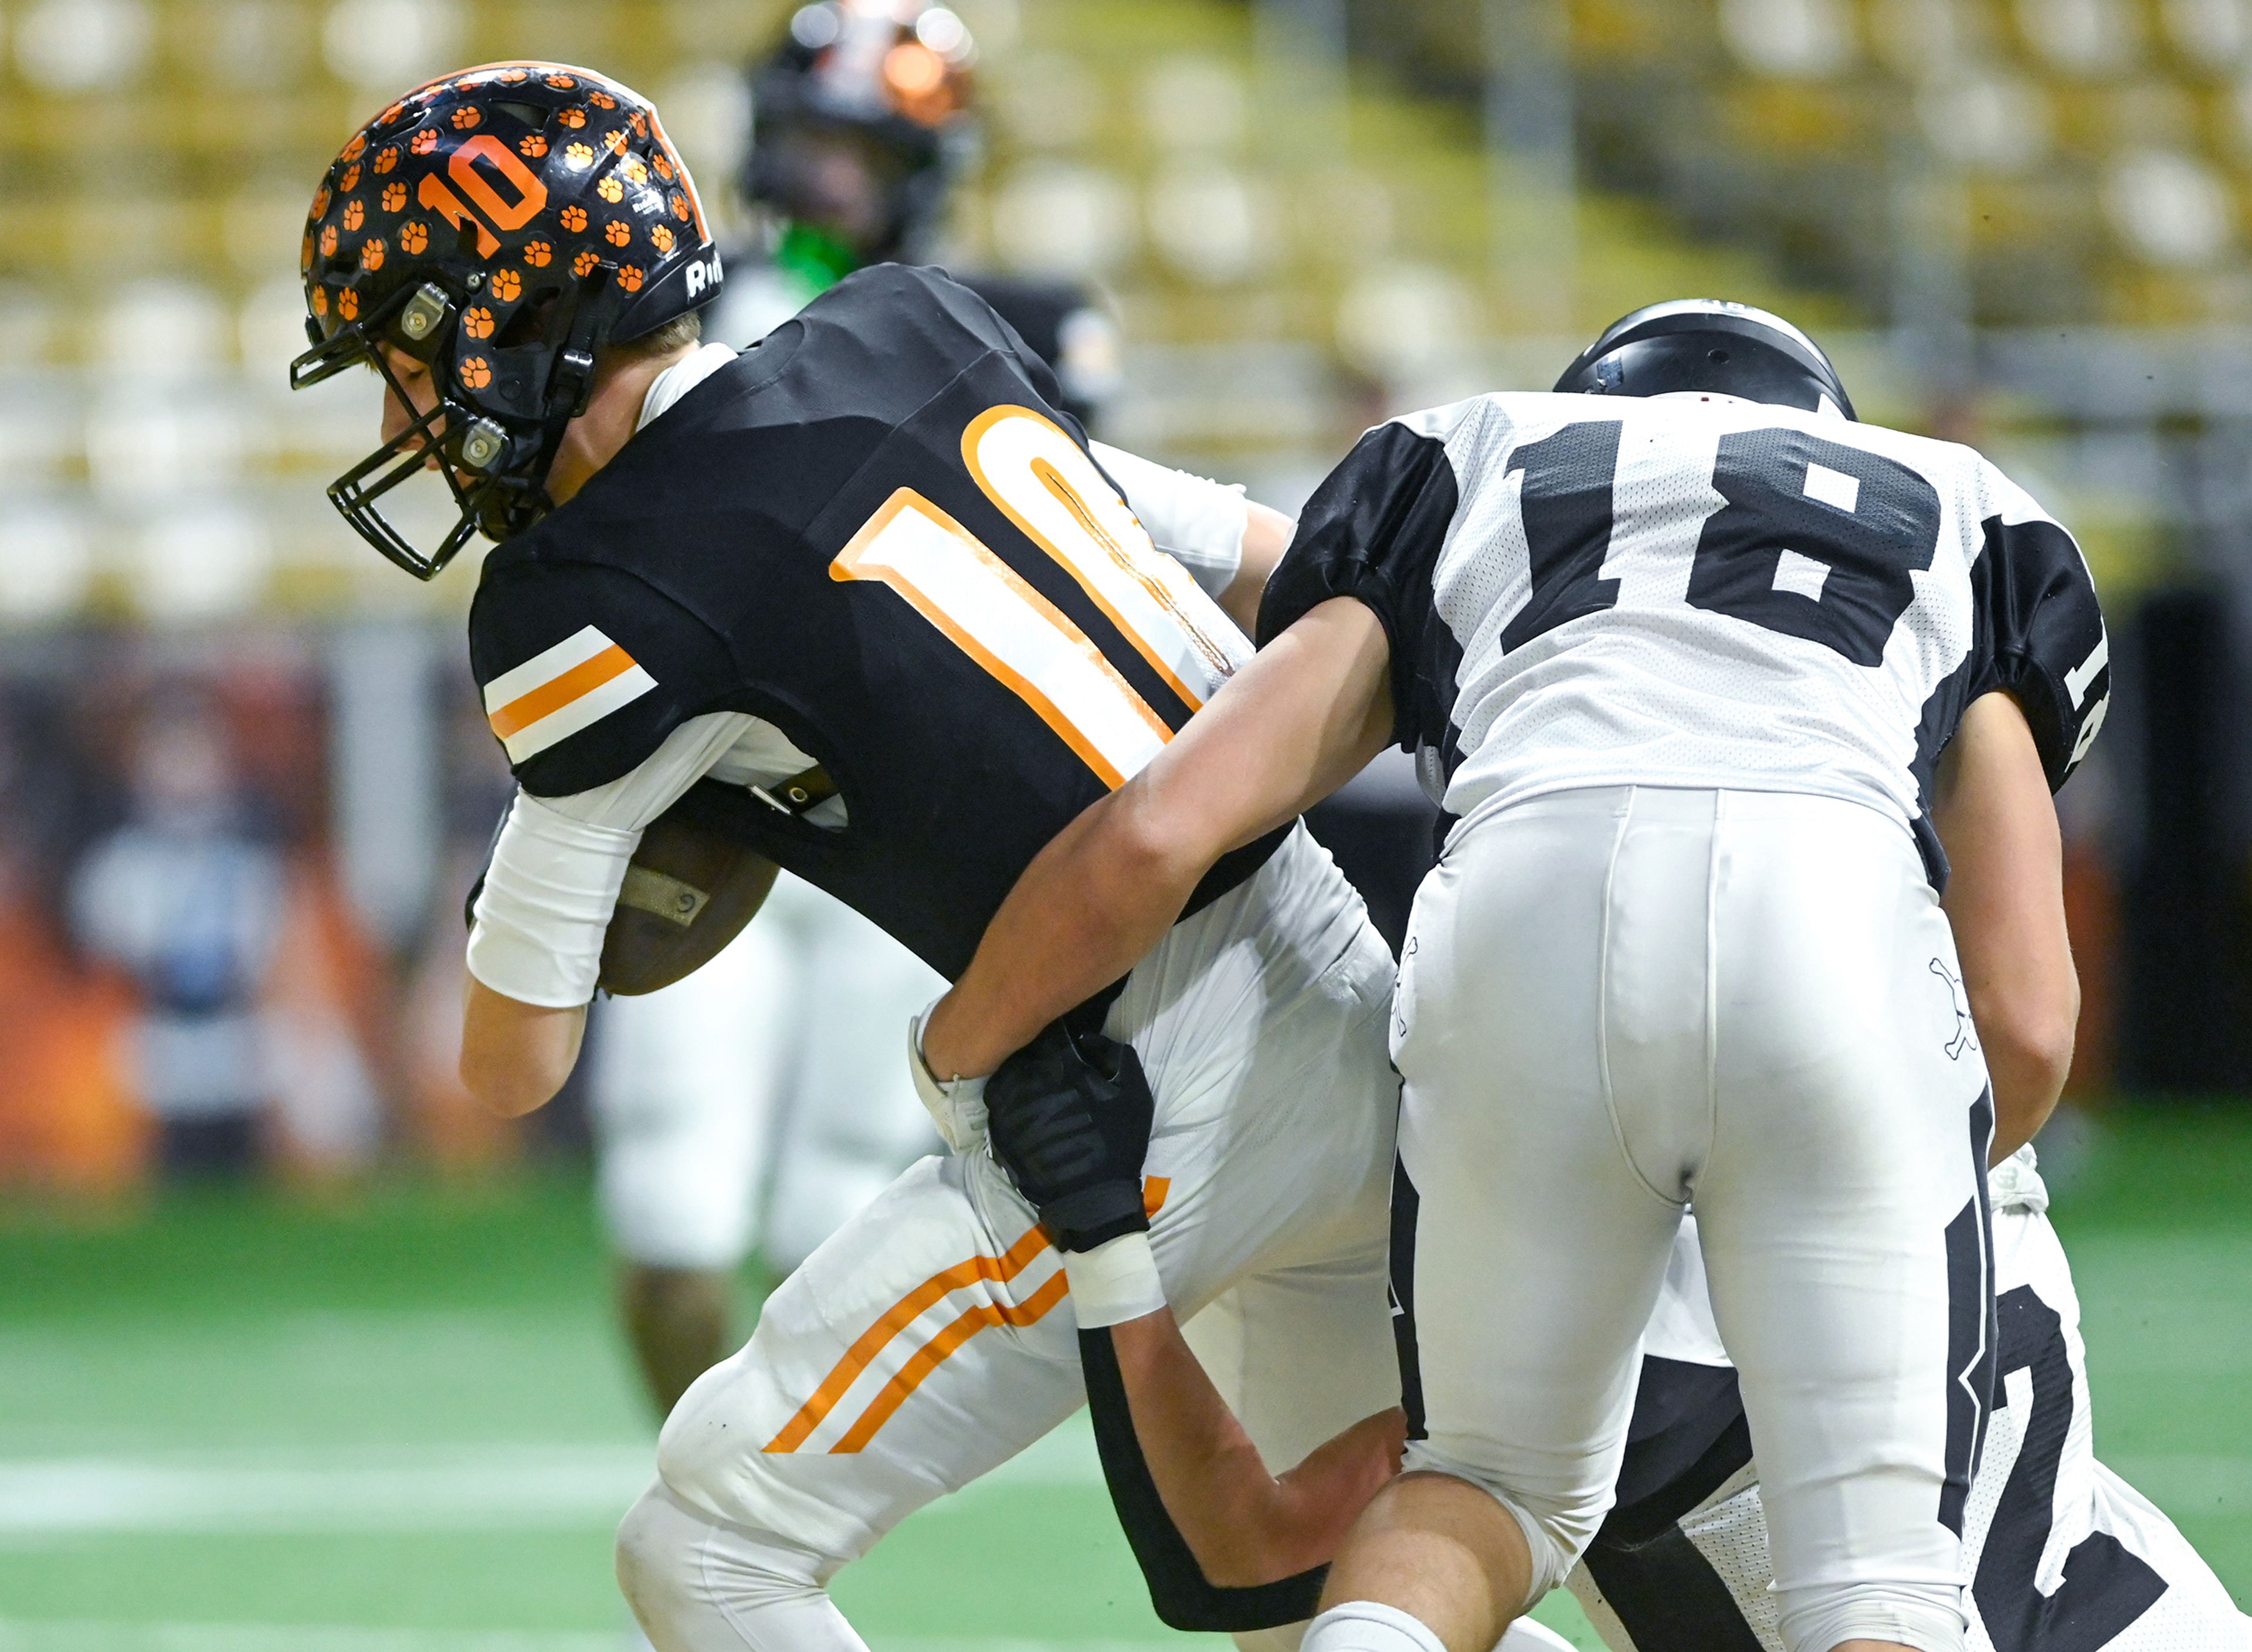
[{"xmin": 922, "ymin": 300, "xmax": 2113, "ymax": 1652}]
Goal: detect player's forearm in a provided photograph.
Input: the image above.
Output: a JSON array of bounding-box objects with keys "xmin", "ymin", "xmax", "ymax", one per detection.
[
  {"xmin": 460, "ymin": 976, "xmax": 586, "ymax": 1115},
  {"xmin": 1934, "ymin": 691, "xmax": 2080, "ymax": 1161},
  {"xmin": 922, "ymin": 788, "xmax": 1209, "ymax": 1080},
  {"xmin": 1109, "ymin": 1310, "xmax": 1404, "ymax": 1584}
]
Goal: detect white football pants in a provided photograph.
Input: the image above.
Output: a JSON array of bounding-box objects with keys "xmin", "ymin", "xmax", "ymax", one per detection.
[
  {"xmin": 1392, "ymin": 786, "xmax": 1994, "ymax": 1652},
  {"xmin": 618, "ymin": 827, "xmax": 1404, "ymax": 1650},
  {"xmin": 592, "ymin": 874, "xmax": 945, "ymax": 1274}
]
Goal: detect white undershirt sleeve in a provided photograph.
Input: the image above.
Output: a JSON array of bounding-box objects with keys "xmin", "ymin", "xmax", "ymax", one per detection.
[
  {"xmin": 1091, "ymin": 441, "xmax": 1248, "ymax": 602},
  {"xmin": 466, "ymin": 710, "xmax": 762, "ymax": 1007}
]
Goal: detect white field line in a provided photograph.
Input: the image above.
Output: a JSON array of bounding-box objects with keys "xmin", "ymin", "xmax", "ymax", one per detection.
[
  {"xmin": 0, "ymin": 1419, "xmax": 1104, "ymax": 1538},
  {"xmin": 0, "ymin": 1627, "xmax": 1198, "ymax": 1652}
]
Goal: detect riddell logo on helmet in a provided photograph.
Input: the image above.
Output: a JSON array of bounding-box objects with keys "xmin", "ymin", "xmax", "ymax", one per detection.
[{"xmin": 684, "ymin": 250, "xmax": 724, "ymax": 300}]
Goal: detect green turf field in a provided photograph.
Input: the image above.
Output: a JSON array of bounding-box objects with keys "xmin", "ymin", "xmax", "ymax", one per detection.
[{"xmin": 0, "ymin": 1105, "xmax": 2244, "ymax": 1650}]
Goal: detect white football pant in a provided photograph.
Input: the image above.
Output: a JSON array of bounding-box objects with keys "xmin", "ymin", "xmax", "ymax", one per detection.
[
  {"xmin": 617, "ymin": 827, "xmax": 1405, "ymax": 1651},
  {"xmin": 1392, "ymin": 786, "xmax": 1994, "ymax": 1652}
]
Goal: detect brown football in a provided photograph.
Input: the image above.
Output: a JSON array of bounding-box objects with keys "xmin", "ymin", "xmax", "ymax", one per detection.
[{"xmin": 598, "ymin": 801, "xmax": 779, "ymax": 996}]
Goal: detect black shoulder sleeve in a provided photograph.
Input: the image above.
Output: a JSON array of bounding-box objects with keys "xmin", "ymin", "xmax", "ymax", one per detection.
[
  {"xmin": 1078, "ymin": 1327, "xmax": 1328, "ymax": 1633},
  {"xmin": 1975, "ymin": 510, "xmax": 2110, "ymax": 791},
  {"xmin": 468, "ymin": 559, "xmax": 736, "ymax": 799},
  {"xmin": 1256, "ymin": 419, "xmax": 1460, "ymax": 748}
]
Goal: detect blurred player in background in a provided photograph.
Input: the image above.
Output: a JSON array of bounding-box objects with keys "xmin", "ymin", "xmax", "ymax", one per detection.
[
  {"xmin": 70, "ymin": 699, "xmax": 283, "ymax": 1178},
  {"xmin": 593, "ymin": 0, "xmax": 1255, "ymax": 1415}
]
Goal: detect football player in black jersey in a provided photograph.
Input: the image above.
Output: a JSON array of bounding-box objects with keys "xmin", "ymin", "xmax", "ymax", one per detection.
[
  {"xmin": 589, "ymin": 0, "xmax": 1184, "ymax": 1427},
  {"xmin": 922, "ymin": 304, "xmax": 2118, "ymax": 1652},
  {"xmin": 294, "ymin": 63, "xmax": 1419, "ymax": 1652}
]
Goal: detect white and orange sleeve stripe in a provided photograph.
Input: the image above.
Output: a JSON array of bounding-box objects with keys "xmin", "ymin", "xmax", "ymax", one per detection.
[{"xmin": 482, "ymin": 625, "xmax": 657, "ymax": 764}]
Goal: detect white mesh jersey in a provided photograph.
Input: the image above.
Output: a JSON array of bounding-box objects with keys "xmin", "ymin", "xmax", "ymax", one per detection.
[
  {"xmin": 1565, "ymin": 1161, "xmax": 2252, "ymax": 1652},
  {"xmin": 1260, "ymin": 391, "xmax": 2112, "ymax": 877}
]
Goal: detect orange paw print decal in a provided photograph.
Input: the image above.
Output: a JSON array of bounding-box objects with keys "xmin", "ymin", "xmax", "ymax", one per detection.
[
  {"xmin": 320, "ymin": 223, "xmax": 340, "ymax": 255},
  {"xmin": 558, "ymin": 204, "xmax": 588, "ymax": 232},
  {"xmin": 670, "ymin": 193, "xmax": 690, "ymax": 222},
  {"xmin": 377, "ymin": 101, "xmax": 406, "ymax": 128},
  {"xmin": 619, "ymin": 156, "xmax": 648, "ymax": 187},
  {"xmin": 452, "ymin": 107, "xmax": 481, "ymax": 130},
  {"xmin": 311, "ymin": 285, "xmax": 328, "ymax": 318},
  {"xmin": 557, "ymin": 107, "xmax": 586, "ymax": 129},
  {"xmin": 459, "ymin": 356, "xmax": 493, "ymax": 389},
  {"xmin": 342, "ymin": 199, "xmax": 365, "ymax": 231},
  {"xmin": 649, "ymin": 223, "xmax": 674, "ymax": 254},
  {"xmin": 300, "ymin": 231, "xmax": 314, "ymax": 275},
  {"xmin": 381, "ymin": 181, "xmax": 406, "ymax": 212},
  {"xmin": 545, "ymin": 73, "xmax": 576, "ymax": 89},
  {"xmin": 629, "ymin": 111, "xmax": 649, "ymax": 138},
  {"xmin": 587, "ymin": 90, "xmax": 616, "ymax": 110},
  {"xmin": 596, "ymin": 175, "xmax": 625, "ymax": 203},
  {"xmin": 311, "ymin": 185, "xmax": 332, "ymax": 218},
  {"xmin": 374, "ymin": 146, "xmax": 399, "ymax": 174},
  {"xmin": 491, "ymin": 267, "xmax": 522, "ymax": 301},
  {"xmin": 563, "ymin": 142, "xmax": 593, "ymax": 168},
  {"xmin": 653, "ymin": 153, "xmax": 674, "ymax": 182},
  {"xmin": 360, "ymin": 238, "xmax": 386, "ymax": 271},
  {"xmin": 463, "ymin": 304, "xmax": 495, "ymax": 338},
  {"xmin": 603, "ymin": 218, "xmax": 631, "ymax": 246},
  {"xmin": 572, "ymin": 247, "xmax": 601, "ymax": 277},
  {"xmin": 342, "ymin": 133, "xmax": 367, "ymax": 162},
  {"xmin": 497, "ymin": 67, "xmax": 530, "ymax": 84},
  {"xmin": 602, "ymin": 127, "xmax": 628, "ymax": 154},
  {"xmin": 411, "ymin": 129, "xmax": 439, "ymax": 155},
  {"xmin": 341, "ymin": 163, "xmax": 361, "ymax": 192},
  {"xmin": 615, "ymin": 264, "xmax": 644, "ymax": 292},
  {"xmin": 399, "ymin": 221, "xmax": 429, "ymax": 255},
  {"xmin": 338, "ymin": 287, "xmax": 360, "ymax": 321},
  {"xmin": 519, "ymin": 133, "xmax": 547, "ymax": 158},
  {"xmin": 522, "ymin": 239, "xmax": 552, "ymax": 267}
]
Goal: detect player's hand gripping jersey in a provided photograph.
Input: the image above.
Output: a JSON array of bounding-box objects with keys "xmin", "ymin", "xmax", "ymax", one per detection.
[
  {"xmin": 470, "ymin": 261, "xmax": 1277, "ymax": 986},
  {"xmin": 1260, "ymin": 391, "xmax": 2111, "ymax": 875}
]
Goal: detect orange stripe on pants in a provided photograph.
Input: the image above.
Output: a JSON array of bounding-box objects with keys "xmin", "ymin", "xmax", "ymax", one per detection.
[
  {"xmin": 830, "ymin": 1269, "xmax": 1073, "ymax": 1454},
  {"xmin": 764, "ymin": 1224, "xmax": 1053, "ymax": 1453}
]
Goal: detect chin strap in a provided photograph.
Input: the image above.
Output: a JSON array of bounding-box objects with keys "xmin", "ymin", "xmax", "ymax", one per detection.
[{"xmin": 1078, "ymin": 1325, "xmax": 1328, "ymax": 1633}]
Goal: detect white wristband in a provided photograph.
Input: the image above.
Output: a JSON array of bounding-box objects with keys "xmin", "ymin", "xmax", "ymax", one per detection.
[
  {"xmin": 909, "ymin": 1001, "xmax": 988, "ymax": 1153},
  {"xmin": 1063, "ymin": 1230, "xmax": 1166, "ymax": 1329}
]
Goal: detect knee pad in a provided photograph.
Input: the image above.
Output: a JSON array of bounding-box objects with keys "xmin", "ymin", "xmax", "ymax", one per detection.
[{"xmin": 1776, "ymin": 1582, "xmax": 1966, "ymax": 1652}]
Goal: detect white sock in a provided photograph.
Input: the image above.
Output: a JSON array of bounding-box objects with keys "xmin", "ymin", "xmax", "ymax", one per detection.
[{"xmin": 1304, "ymin": 1602, "xmax": 1450, "ymax": 1652}]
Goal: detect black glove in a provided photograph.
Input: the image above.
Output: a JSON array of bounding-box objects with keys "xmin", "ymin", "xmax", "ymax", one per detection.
[{"xmin": 985, "ymin": 1019, "xmax": 1155, "ymax": 1253}]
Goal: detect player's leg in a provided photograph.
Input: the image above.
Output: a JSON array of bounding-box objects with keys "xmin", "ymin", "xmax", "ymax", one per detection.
[
  {"xmin": 592, "ymin": 920, "xmax": 797, "ymax": 1414},
  {"xmin": 1314, "ymin": 789, "xmax": 1697, "ymax": 1652},
  {"xmin": 618, "ymin": 1148, "xmax": 1083, "ymax": 1652},
  {"xmin": 1693, "ymin": 792, "xmax": 1992, "ymax": 1652},
  {"xmin": 623, "ymin": 829, "xmax": 1405, "ymax": 1651},
  {"xmin": 1969, "ymin": 1171, "xmax": 2250, "ymax": 1652},
  {"xmin": 757, "ymin": 884, "xmax": 945, "ymax": 1274}
]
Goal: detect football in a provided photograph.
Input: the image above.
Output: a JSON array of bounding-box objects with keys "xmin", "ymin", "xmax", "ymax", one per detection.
[{"xmin": 598, "ymin": 798, "xmax": 780, "ymax": 996}]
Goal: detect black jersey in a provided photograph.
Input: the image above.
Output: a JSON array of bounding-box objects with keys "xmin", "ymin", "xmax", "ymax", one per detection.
[
  {"xmin": 1260, "ymin": 394, "xmax": 2110, "ymax": 886},
  {"xmin": 468, "ymin": 263, "xmax": 1266, "ymax": 979}
]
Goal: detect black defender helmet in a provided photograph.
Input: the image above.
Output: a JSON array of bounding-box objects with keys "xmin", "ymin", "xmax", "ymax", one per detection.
[{"xmin": 1555, "ymin": 300, "xmax": 1856, "ymax": 420}]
